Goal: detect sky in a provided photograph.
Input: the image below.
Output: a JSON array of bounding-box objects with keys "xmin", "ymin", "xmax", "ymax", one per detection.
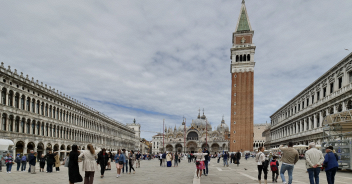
[{"xmin": 1, "ymin": 0, "xmax": 352, "ymax": 140}]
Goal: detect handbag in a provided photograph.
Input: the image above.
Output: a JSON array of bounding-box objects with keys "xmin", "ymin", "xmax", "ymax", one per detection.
[
  {"xmin": 118, "ymin": 161, "xmax": 124, "ymax": 165},
  {"xmin": 64, "ymin": 157, "xmax": 69, "ymax": 167},
  {"xmin": 196, "ymin": 161, "xmax": 200, "ymax": 165}
]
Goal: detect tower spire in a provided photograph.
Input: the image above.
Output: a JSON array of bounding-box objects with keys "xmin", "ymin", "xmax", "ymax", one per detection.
[{"xmin": 236, "ymin": 0, "xmax": 252, "ymax": 32}]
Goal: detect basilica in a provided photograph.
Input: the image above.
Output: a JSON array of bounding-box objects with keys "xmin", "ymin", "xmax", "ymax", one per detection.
[{"xmin": 151, "ymin": 110, "xmax": 230, "ymax": 154}]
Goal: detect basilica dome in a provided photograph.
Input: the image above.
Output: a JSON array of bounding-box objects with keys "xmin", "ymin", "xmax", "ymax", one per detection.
[{"xmin": 217, "ymin": 117, "xmax": 229, "ymax": 132}]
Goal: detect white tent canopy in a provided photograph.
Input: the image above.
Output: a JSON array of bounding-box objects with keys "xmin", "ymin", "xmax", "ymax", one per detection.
[{"xmin": 0, "ymin": 139, "xmax": 14, "ymax": 150}]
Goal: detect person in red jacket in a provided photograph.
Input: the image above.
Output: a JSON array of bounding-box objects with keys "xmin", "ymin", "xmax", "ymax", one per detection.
[{"xmin": 270, "ymin": 156, "xmax": 279, "ymax": 183}]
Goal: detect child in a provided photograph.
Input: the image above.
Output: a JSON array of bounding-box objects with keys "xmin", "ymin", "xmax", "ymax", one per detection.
[{"xmin": 270, "ymin": 156, "xmax": 279, "ymax": 183}]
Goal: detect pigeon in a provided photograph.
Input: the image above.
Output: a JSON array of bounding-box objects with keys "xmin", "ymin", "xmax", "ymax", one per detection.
[{"xmin": 244, "ymin": 168, "xmax": 247, "ymax": 170}]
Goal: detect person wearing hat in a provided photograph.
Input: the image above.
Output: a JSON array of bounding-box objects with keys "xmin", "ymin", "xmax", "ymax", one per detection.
[{"xmin": 323, "ymin": 146, "xmax": 339, "ymax": 184}]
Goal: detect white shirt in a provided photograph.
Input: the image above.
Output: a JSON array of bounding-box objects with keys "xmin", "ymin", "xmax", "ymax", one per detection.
[{"xmin": 256, "ymin": 152, "xmax": 266, "ymax": 165}]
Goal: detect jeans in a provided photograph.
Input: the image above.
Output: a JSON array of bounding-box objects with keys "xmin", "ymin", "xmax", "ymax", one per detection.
[
  {"xmin": 174, "ymin": 160, "xmax": 178, "ymax": 166},
  {"xmin": 308, "ymin": 167, "xmax": 320, "ymax": 184},
  {"xmin": 47, "ymin": 163, "xmax": 53, "ymax": 172},
  {"xmin": 17, "ymin": 163, "xmax": 21, "ymax": 171},
  {"xmin": 21, "ymin": 162, "xmax": 26, "ymax": 171},
  {"xmin": 280, "ymin": 164, "xmax": 294, "ymax": 184},
  {"xmin": 122, "ymin": 160, "xmax": 128, "ymax": 173},
  {"xmin": 160, "ymin": 159, "xmax": 162, "ymax": 166},
  {"xmin": 257, "ymin": 165, "xmax": 268, "ymax": 180},
  {"xmin": 203, "ymin": 160, "xmax": 208, "ymax": 175},
  {"xmin": 217, "ymin": 157, "xmax": 220, "ymax": 163},
  {"xmin": 6, "ymin": 163, "xmax": 13, "ymax": 172},
  {"xmin": 223, "ymin": 159, "xmax": 228, "ymax": 166},
  {"xmin": 326, "ymin": 167, "xmax": 338, "ymax": 184}
]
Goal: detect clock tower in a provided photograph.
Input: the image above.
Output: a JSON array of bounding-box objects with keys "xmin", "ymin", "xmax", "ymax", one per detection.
[{"xmin": 230, "ymin": 0, "xmax": 255, "ymax": 152}]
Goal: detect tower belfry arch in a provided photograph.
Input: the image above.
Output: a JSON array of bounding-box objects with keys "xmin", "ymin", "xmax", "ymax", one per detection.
[{"xmin": 230, "ymin": 0, "xmax": 255, "ymax": 152}]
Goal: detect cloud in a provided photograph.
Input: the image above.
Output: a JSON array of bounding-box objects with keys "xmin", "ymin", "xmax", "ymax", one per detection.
[{"xmin": 1, "ymin": 0, "xmax": 352, "ymax": 140}]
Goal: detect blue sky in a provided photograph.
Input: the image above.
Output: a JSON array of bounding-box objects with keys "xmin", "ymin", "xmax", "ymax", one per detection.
[{"xmin": 0, "ymin": 0, "xmax": 352, "ymax": 140}]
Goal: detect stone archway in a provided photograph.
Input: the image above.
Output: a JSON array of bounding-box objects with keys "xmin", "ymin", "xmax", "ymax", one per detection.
[
  {"xmin": 46, "ymin": 143, "xmax": 52, "ymax": 153},
  {"xmin": 186, "ymin": 141, "xmax": 197, "ymax": 153},
  {"xmin": 201, "ymin": 143, "xmax": 209, "ymax": 150},
  {"xmin": 37, "ymin": 143, "xmax": 44, "ymax": 158},
  {"xmin": 27, "ymin": 142, "xmax": 35, "ymax": 154},
  {"xmin": 166, "ymin": 144, "xmax": 173, "ymax": 152},
  {"xmin": 211, "ymin": 143, "xmax": 219, "ymax": 154},
  {"xmin": 60, "ymin": 144, "xmax": 66, "ymax": 159},
  {"xmin": 53, "ymin": 144, "xmax": 59, "ymax": 151},
  {"xmin": 175, "ymin": 143, "xmax": 183, "ymax": 153},
  {"xmin": 67, "ymin": 145, "xmax": 71, "ymax": 151},
  {"xmin": 16, "ymin": 141, "xmax": 25, "ymax": 155}
]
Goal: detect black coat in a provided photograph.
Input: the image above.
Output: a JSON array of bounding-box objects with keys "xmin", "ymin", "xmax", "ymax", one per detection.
[
  {"xmin": 69, "ymin": 151, "xmax": 83, "ymax": 183},
  {"xmin": 46, "ymin": 153, "xmax": 56, "ymax": 165},
  {"xmin": 97, "ymin": 152, "xmax": 109, "ymax": 166},
  {"xmin": 29, "ymin": 155, "xmax": 36, "ymax": 166}
]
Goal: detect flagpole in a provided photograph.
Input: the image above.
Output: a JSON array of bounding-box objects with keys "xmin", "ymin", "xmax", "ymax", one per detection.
[
  {"xmin": 184, "ymin": 118, "xmax": 186, "ymax": 154},
  {"xmin": 163, "ymin": 119, "xmax": 165, "ymax": 152}
]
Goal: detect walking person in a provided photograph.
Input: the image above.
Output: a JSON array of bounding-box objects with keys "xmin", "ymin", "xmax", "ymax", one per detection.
[
  {"xmin": 305, "ymin": 142, "xmax": 324, "ymax": 184},
  {"xmin": 166, "ymin": 152, "xmax": 173, "ymax": 167},
  {"xmin": 235, "ymin": 150, "xmax": 241, "ymax": 167},
  {"xmin": 0, "ymin": 153, "xmax": 3, "ymax": 172},
  {"xmin": 231, "ymin": 152, "xmax": 235, "ymax": 164},
  {"xmin": 223, "ymin": 151, "xmax": 229, "ymax": 167},
  {"xmin": 323, "ymin": 146, "xmax": 339, "ymax": 184},
  {"xmin": 114, "ymin": 149, "xmax": 126, "ymax": 178},
  {"xmin": 256, "ymin": 146, "xmax": 268, "ymax": 184},
  {"xmin": 162, "ymin": 152, "xmax": 166, "ymax": 167},
  {"xmin": 4, "ymin": 153, "xmax": 13, "ymax": 173},
  {"xmin": 39, "ymin": 154, "xmax": 46, "ymax": 172},
  {"xmin": 106, "ymin": 152, "xmax": 111, "ymax": 170},
  {"xmin": 203, "ymin": 148, "xmax": 210, "ymax": 176},
  {"xmin": 128, "ymin": 150, "xmax": 136, "ymax": 174},
  {"xmin": 270, "ymin": 156, "xmax": 279, "ymax": 183},
  {"xmin": 46, "ymin": 150, "xmax": 57, "ymax": 173},
  {"xmin": 21, "ymin": 154, "xmax": 27, "ymax": 171},
  {"xmin": 174, "ymin": 152, "xmax": 179, "ymax": 167},
  {"xmin": 54, "ymin": 152, "xmax": 60, "ymax": 172},
  {"xmin": 68, "ymin": 145, "xmax": 83, "ymax": 184},
  {"xmin": 159, "ymin": 152, "xmax": 163, "ymax": 167},
  {"xmin": 135, "ymin": 151, "xmax": 141, "ymax": 168},
  {"xmin": 27, "ymin": 150, "xmax": 34, "ymax": 173},
  {"xmin": 29, "ymin": 152, "xmax": 37, "ymax": 174},
  {"xmin": 97, "ymin": 148, "xmax": 109, "ymax": 178},
  {"xmin": 194, "ymin": 148, "xmax": 208, "ymax": 179},
  {"xmin": 15, "ymin": 154, "xmax": 21, "ymax": 171},
  {"xmin": 78, "ymin": 144, "xmax": 97, "ymax": 184},
  {"xmin": 217, "ymin": 153, "xmax": 221, "ymax": 163},
  {"xmin": 122, "ymin": 149, "xmax": 129, "ymax": 174},
  {"xmin": 279, "ymin": 142, "xmax": 299, "ymax": 184}
]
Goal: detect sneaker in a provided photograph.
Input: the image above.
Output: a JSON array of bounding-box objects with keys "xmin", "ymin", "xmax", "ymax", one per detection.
[
  {"xmin": 116, "ymin": 175, "xmax": 119, "ymax": 178},
  {"xmin": 9, "ymin": 172, "xmax": 11, "ymax": 173}
]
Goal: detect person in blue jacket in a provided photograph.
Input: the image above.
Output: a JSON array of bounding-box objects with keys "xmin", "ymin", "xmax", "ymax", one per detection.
[
  {"xmin": 323, "ymin": 146, "xmax": 339, "ymax": 184},
  {"xmin": 114, "ymin": 149, "xmax": 126, "ymax": 178}
]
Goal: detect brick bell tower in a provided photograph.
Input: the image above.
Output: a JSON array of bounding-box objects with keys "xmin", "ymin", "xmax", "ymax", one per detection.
[{"xmin": 230, "ymin": 0, "xmax": 255, "ymax": 152}]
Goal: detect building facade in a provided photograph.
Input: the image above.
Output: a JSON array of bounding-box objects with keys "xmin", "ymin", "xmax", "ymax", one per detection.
[
  {"xmin": 127, "ymin": 118, "xmax": 141, "ymax": 151},
  {"xmin": 151, "ymin": 110, "xmax": 229, "ymax": 154},
  {"xmin": 0, "ymin": 62, "xmax": 137, "ymax": 159},
  {"xmin": 230, "ymin": 0, "xmax": 255, "ymax": 152},
  {"xmin": 266, "ymin": 52, "xmax": 352, "ymax": 148},
  {"xmin": 253, "ymin": 124, "xmax": 267, "ymax": 151}
]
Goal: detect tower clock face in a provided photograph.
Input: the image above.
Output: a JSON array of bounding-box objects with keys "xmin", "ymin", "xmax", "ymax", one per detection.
[{"xmin": 241, "ymin": 37, "xmax": 246, "ymax": 43}]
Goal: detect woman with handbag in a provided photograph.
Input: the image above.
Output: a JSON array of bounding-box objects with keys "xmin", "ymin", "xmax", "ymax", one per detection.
[
  {"xmin": 4, "ymin": 153, "xmax": 13, "ymax": 173},
  {"xmin": 256, "ymin": 146, "xmax": 268, "ymax": 184},
  {"xmin": 79, "ymin": 144, "xmax": 97, "ymax": 184},
  {"xmin": 97, "ymin": 148, "xmax": 109, "ymax": 178},
  {"xmin": 69, "ymin": 145, "xmax": 83, "ymax": 184},
  {"xmin": 114, "ymin": 149, "xmax": 126, "ymax": 178},
  {"xmin": 128, "ymin": 150, "xmax": 136, "ymax": 174},
  {"xmin": 193, "ymin": 148, "xmax": 208, "ymax": 179},
  {"xmin": 39, "ymin": 155, "xmax": 46, "ymax": 172}
]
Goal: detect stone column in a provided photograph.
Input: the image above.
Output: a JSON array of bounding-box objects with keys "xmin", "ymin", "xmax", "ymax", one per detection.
[
  {"xmin": 304, "ymin": 119, "xmax": 307, "ymax": 131},
  {"xmin": 308, "ymin": 117, "xmax": 312, "ymax": 130},
  {"xmin": 296, "ymin": 122, "xmax": 299, "ymax": 133},
  {"xmin": 342, "ymin": 101, "xmax": 346, "ymax": 111},
  {"xmin": 313, "ymin": 114, "xmax": 317, "ymax": 129},
  {"xmin": 5, "ymin": 91, "xmax": 8, "ymax": 106},
  {"xmin": 319, "ymin": 112, "xmax": 323, "ymax": 127}
]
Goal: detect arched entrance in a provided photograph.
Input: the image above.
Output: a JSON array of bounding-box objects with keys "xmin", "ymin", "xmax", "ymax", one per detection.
[
  {"xmin": 16, "ymin": 141, "xmax": 24, "ymax": 155},
  {"xmin": 166, "ymin": 144, "xmax": 173, "ymax": 152},
  {"xmin": 187, "ymin": 132, "xmax": 198, "ymax": 141},
  {"xmin": 60, "ymin": 144, "xmax": 65, "ymax": 159},
  {"xmin": 211, "ymin": 143, "xmax": 219, "ymax": 154},
  {"xmin": 186, "ymin": 141, "xmax": 197, "ymax": 153},
  {"xmin": 46, "ymin": 143, "xmax": 52, "ymax": 153},
  {"xmin": 37, "ymin": 143, "xmax": 44, "ymax": 158},
  {"xmin": 201, "ymin": 143, "xmax": 209, "ymax": 150},
  {"xmin": 175, "ymin": 143, "xmax": 183, "ymax": 153},
  {"xmin": 67, "ymin": 145, "xmax": 71, "ymax": 151},
  {"xmin": 54, "ymin": 144, "xmax": 59, "ymax": 152},
  {"xmin": 27, "ymin": 142, "xmax": 35, "ymax": 154}
]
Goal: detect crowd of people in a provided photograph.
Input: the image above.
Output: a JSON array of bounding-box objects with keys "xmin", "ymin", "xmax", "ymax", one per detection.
[{"xmin": 255, "ymin": 142, "xmax": 339, "ymax": 184}]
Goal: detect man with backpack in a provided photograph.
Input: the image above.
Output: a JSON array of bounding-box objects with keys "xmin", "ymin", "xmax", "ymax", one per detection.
[
  {"xmin": 15, "ymin": 154, "xmax": 21, "ymax": 171},
  {"xmin": 21, "ymin": 154, "xmax": 27, "ymax": 171},
  {"xmin": 270, "ymin": 156, "xmax": 279, "ymax": 183}
]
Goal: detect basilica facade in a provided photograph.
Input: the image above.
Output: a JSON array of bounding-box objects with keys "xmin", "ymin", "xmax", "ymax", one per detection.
[
  {"xmin": 0, "ymin": 62, "xmax": 138, "ymax": 159},
  {"xmin": 151, "ymin": 111, "xmax": 229, "ymax": 154}
]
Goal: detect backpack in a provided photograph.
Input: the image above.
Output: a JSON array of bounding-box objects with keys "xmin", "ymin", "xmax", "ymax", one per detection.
[
  {"xmin": 15, "ymin": 157, "xmax": 21, "ymax": 163},
  {"xmin": 21, "ymin": 156, "xmax": 27, "ymax": 162},
  {"xmin": 270, "ymin": 161, "xmax": 278, "ymax": 171}
]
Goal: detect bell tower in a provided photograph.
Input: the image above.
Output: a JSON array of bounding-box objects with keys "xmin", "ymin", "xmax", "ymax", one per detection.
[{"xmin": 230, "ymin": 0, "xmax": 255, "ymax": 152}]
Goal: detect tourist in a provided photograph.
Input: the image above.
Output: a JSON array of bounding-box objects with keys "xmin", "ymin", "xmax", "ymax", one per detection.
[
  {"xmin": 256, "ymin": 146, "xmax": 268, "ymax": 184},
  {"xmin": 46, "ymin": 150, "xmax": 57, "ymax": 173},
  {"xmin": 106, "ymin": 152, "xmax": 111, "ymax": 170},
  {"xmin": 223, "ymin": 151, "xmax": 229, "ymax": 167},
  {"xmin": 217, "ymin": 152, "xmax": 221, "ymax": 163},
  {"xmin": 188, "ymin": 152, "xmax": 191, "ymax": 163},
  {"xmin": 27, "ymin": 150, "xmax": 34, "ymax": 173},
  {"xmin": 21, "ymin": 154, "xmax": 27, "ymax": 171},
  {"xmin": 323, "ymin": 146, "xmax": 339, "ymax": 184},
  {"xmin": 122, "ymin": 149, "xmax": 129, "ymax": 174},
  {"xmin": 39, "ymin": 154, "xmax": 46, "ymax": 172},
  {"xmin": 0, "ymin": 153, "xmax": 3, "ymax": 172},
  {"xmin": 128, "ymin": 150, "xmax": 136, "ymax": 174},
  {"xmin": 194, "ymin": 148, "xmax": 208, "ymax": 178},
  {"xmin": 305, "ymin": 142, "xmax": 324, "ymax": 184},
  {"xmin": 54, "ymin": 151, "xmax": 60, "ymax": 172},
  {"xmin": 203, "ymin": 148, "xmax": 210, "ymax": 176},
  {"xmin": 135, "ymin": 151, "xmax": 141, "ymax": 168},
  {"xmin": 29, "ymin": 152, "xmax": 37, "ymax": 174},
  {"xmin": 230, "ymin": 152, "xmax": 235, "ymax": 164},
  {"xmin": 235, "ymin": 150, "xmax": 241, "ymax": 167},
  {"xmin": 174, "ymin": 152, "xmax": 179, "ymax": 167},
  {"xmin": 97, "ymin": 148, "xmax": 109, "ymax": 178},
  {"xmin": 4, "ymin": 153, "xmax": 13, "ymax": 173},
  {"xmin": 279, "ymin": 142, "xmax": 299, "ymax": 184},
  {"xmin": 79, "ymin": 144, "xmax": 97, "ymax": 184},
  {"xmin": 114, "ymin": 149, "xmax": 126, "ymax": 178},
  {"xmin": 159, "ymin": 152, "xmax": 163, "ymax": 166},
  {"xmin": 68, "ymin": 145, "xmax": 83, "ymax": 184},
  {"xmin": 110, "ymin": 153, "xmax": 115, "ymax": 169},
  {"xmin": 166, "ymin": 152, "xmax": 173, "ymax": 167},
  {"xmin": 15, "ymin": 154, "xmax": 21, "ymax": 171},
  {"xmin": 270, "ymin": 156, "xmax": 279, "ymax": 183}
]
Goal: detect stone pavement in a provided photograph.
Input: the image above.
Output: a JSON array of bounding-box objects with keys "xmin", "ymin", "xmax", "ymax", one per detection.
[
  {"xmin": 201, "ymin": 157, "xmax": 352, "ymax": 184},
  {"xmin": 1, "ymin": 158, "xmax": 352, "ymax": 184}
]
